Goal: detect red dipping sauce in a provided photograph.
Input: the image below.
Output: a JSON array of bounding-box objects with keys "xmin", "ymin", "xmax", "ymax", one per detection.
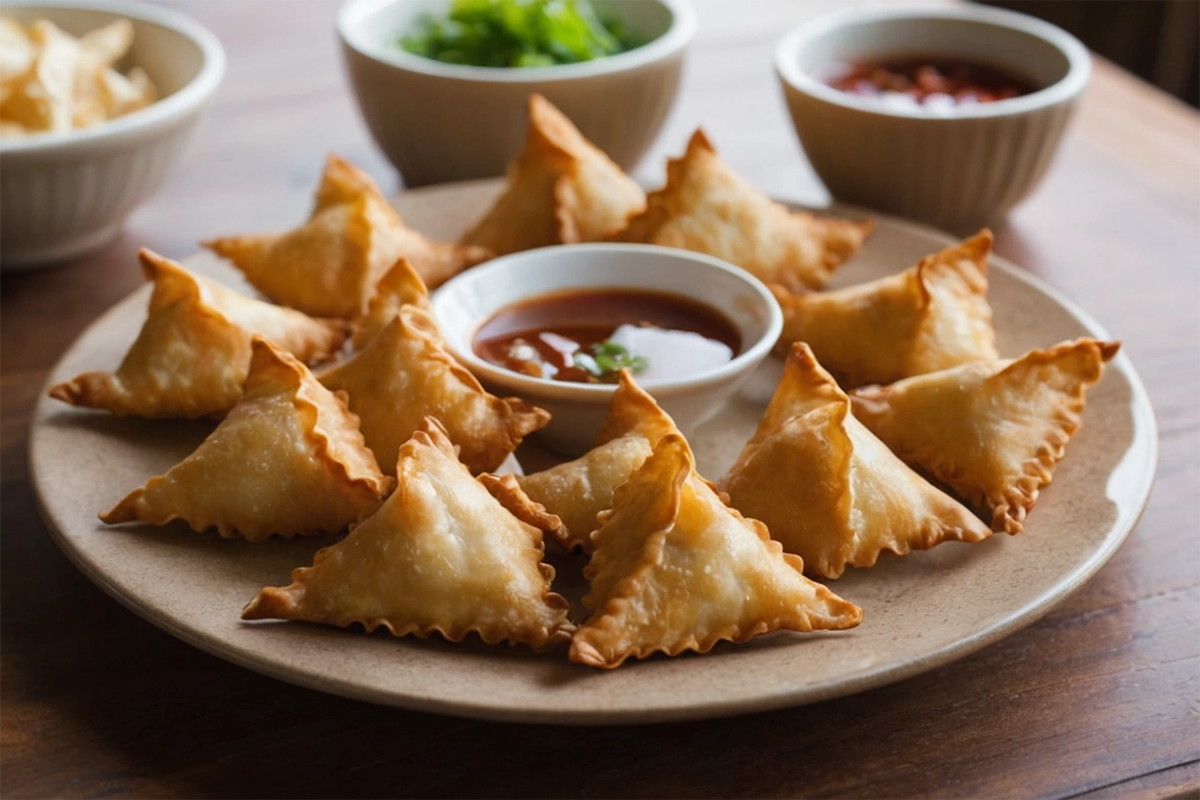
[{"xmin": 812, "ymin": 57, "xmax": 1039, "ymax": 111}]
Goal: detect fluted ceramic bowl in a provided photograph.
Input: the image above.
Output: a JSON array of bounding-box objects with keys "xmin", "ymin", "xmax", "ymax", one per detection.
[
  {"xmin": 0, "ymin": 1, "xmax": 224, "ymax": 269},
  {"xmin": 337, "ymin": 0, "xmax": 695, "ymax": 186},
  {"xmin": 431, "ymin": 244, "xmax": 782, "ymax": 456},
  {"xmin": 776, "ymin": 6, "xmax": 1089, "ymax": 233}
]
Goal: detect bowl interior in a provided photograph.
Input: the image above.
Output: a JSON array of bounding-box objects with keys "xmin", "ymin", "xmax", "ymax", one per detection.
[
  {"xmin": 431, "ymin": 244, "xmax": 780, "ymax": 397},
  {"xmin": 340, "ymin": 0, "xmax": 676, "ymax": 75},
  {"xmin": 785, "ymin": 14, "xmax": 1073, "ymax": 92}
]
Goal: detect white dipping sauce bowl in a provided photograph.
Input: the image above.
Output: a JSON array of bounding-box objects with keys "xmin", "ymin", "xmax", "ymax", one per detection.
[
  {"xmin": 431, "ymin": 244, "xmax": 783, "ymax": 456},
  {"xmin": 1, "ymin": 1, "xmax": 225, "ymax": 269},
  {"xmin": 337, "ymin": 0, "xmax": 695, "ymax": 186},
  {"xmin": 776, "ymin": 6, "xmax": 1089, "ymax": 234}
]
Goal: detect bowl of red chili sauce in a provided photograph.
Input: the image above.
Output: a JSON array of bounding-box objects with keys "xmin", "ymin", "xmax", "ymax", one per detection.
[
  {"xmin": 431, "ymin": 243, "xmax": 782, "ymax": 455},
  {"xmin": 775, "ymin": 6, "xmax": 1089, "ymax": 233}
]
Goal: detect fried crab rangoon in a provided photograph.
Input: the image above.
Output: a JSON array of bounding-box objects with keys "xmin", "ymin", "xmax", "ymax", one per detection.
[
  {"xmin": 49, "ymin": 249, "xmax": 347, "ymax": 419},
  {"xmin": 242, "ymin": 418, "xmax": 574, "ymax": 651},
  {"xmin": 614, "ymin": 130, "xmax": 872, "ymax": 291},
  {"xmin": 461, "ymin": 93, "xmax": 646, "ymax": 256},
  {"xmin": 318, "ymin": 304, "xmax": 549, "ymax": 476},
  {"xmin": 850, "ymin": 338, "xmax": 1120, "ymax": 534},
  {"xmin": 719, "ymin": 343, "xmax": 993, "ymax": 580},
  {"xmin": 350, "ymin": 256, "xmax": 431, "ymax": 350},
  {"xmin": 771, "ymin": 230, "xmax": 999, "ymax": 388},
  {"xmin": 205, "ymin": 154, "xmax": 491, "ymax": 318},
  {"xmin": 101, "ymin": 338, "xmax": 393, "ymax": 542},
  {"xmin": 570, "ymin": 434, "xmax": 862, "ymax": 669}
]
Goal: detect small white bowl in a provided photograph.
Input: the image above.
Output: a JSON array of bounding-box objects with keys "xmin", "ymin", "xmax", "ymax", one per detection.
[
  {"xmin": 775, "ymin": 6, "xmax": 1089, "ymax": 233},
  {"xmin": 337, "ymin": 0, "xmax": 696, "ymax": 186},
  {"xmin": 0, "ymin": 1, "xmax": 224, "ymax": 269},
  {"xmin": 431, "ymin": 244, "xmax": 783, "ymax": 455}
]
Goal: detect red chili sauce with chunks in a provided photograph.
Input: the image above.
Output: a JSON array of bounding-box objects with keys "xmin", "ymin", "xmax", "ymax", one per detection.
[
  {"xmin": 812, "ymin": 56, "xmax": 1039, "ymax": 111},
  {"xmin": 473, "ymin": 288, "xmax": 742, "ymax": 384}
]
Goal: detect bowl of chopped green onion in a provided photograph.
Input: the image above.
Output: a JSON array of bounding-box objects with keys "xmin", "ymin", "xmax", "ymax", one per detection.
[
  {"xmin": 337, "ymin": 0, "xmax": 695, "ymax": 186},
  {"xmin": 430, "ymin": 243, "xmax": 783, "ymax": 455}
]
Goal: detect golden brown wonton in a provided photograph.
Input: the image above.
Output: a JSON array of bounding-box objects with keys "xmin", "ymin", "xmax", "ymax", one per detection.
[
  {"xmin": 101, "ymin": 338, "xmax": 393, "ymax": 542},
  {"xmin": 243, "ymin": 418, "xmax": 573, "ymax": 650},
  {"xmin": 719, "ymin": 343, "xmax": 992, "ymax": 579},
  {"xmin": 350, "ymin": 256, "xmax": 431, "ymax": 350},
  {"xmin": 319, "ymin": 304, "xmax": 548, "ymax": 475},
  {"xmin": 850, "ymin": 338, "xmax": 1120, "ymax": 534},
  {"xmin": 460, "ymin": 93, "xmax": 646, "ymax": 256},
  {"xmin": 514, "ymin": 369, "xmax": 679, "ymax": 553},
  {"xmin": 771, "ymin": 230, "xmax": 999, "ymax": 388},
  {"xmin": 613, "ymin": 130, "xmax": 872, "ymax": 291},
  {"xmin": 204, "ymin": 154, "xmax": 490, "ymax": 318},
  {"xmin": 49, "ymin": 249, "xmax": 347, "ymax": 419},
  {"xmin": 570, "ymin": 434, "xmax": 862, "ymax": 669}
]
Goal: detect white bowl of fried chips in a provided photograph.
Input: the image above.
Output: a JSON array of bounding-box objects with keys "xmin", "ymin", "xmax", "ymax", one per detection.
[
  {"xmin": 0, "ymin": 2, "xmax": 224, "ymax": 269},
  {"xmin": 337, "ymin": 0, "xmax": 695, "ymax": 186},
  {"xmin": 432, "ymin": 243, "xmax": 783, "ymax": 455}
]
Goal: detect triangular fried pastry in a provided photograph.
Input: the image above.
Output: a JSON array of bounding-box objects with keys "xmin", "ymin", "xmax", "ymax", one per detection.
[
  {"xmin": 613, "ymin": 130, "xmax": 873, "ymax": 291},
  {"xmin": 49, "ymin": 249, "xmax": 347, "ymax": 419},
  {"xmin": 350, "ymin": 256, "xmax": 431, "ymax": 350},
  {"xmin": 515, "ymin": 369, "xmax": 682, "ymax": 553},
  {"xmin": 850, "ymin": 338, "xmax": 1120, "ymax": 534},
  {"xmin": 204, "ymin": 155, "xmax": 490, "ymax": 317},
  {"xmin": 319, "ymin": 305, "xmax": 549, "ymax": 475},
  {"xmin": 570, "ymin": 434, "xmax": 862, "ymax": 669},
  {"xmin": 461, "ymin": 94, "xmax": 646, "ymax": 256},
  {"xmin": 101, "ymin": 338, "xmax": 393, "ymax": 542},
  {"xmin": 718, "ymin": 343, "xmax": 992, "ymax": 579},
  {"xmin": 772, "ymin": 231, "xmax": 999, "ymax": 388},
  {"xmin": 243, "ymin": 418, "xmax": 573, "ymax": 650}
]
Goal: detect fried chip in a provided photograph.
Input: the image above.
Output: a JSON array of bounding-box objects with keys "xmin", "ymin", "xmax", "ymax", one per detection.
[
  {"xmin": 613, "ymin": 130, "xmax": 873, "ymax": 291},
  {"xmin": 772, "ymin": 230, "xmax": 998, "ymax": 388},
  {"xmin": 719, "ymin": 343, "xmax": 992, "ymax": 579},
  {"xmin": 205, "ymin": 155, "xmax": 491, "ymax": 318},
  {"xmin": 569, "ymin": 434, "xmax": 862, "ymax": 669},
  {"xmin": 101, "ymin": 338, "xmax": 393, "ymax": 541},
  {"xmin": 319, "ymin": 304, "xmax": 549, "ymax": 475},
  {"xmin": 515, "ymin": 369, "xmax": 683, "ymax": 553},
  {"xmin": 242, "ymin": 418, "xmax": 573, "ymax": 650},
  {"xmin": 461, "ymin": 94, "xmax": 646, "ymax": 256},
  {"xmin": 49, "ymin": 249, "xmax": 348, "ymax": 419},
  {"xmin": 350, "ymin": 256, "xmax": 431, "ymax": 350},
  {"xmin": 850, "ymin": 338, "xmax": 1120, "ymax": 534}
]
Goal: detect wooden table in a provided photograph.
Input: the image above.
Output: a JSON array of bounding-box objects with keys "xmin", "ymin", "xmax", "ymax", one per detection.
[{"xmin": 3, "ymin": 2, "xmax": 1197, "ymax": 797}]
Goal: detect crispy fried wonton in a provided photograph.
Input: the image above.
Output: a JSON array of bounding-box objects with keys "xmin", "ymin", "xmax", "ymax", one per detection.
[
  {"xmin": 319, "ymin": 305, "xmax": 549, "ymax": 476},
  {"xmin": 569, "ymin": 434, "xmax": 862, "ymax": 669},
  {"xmin": 460, "ymin": 94, "xmax": 646, "ymax": 256},
  {"xmin": 613, "ymin": 130, "xmax": 872, "ymax": 291},
  {"xmin": 772, "ymin": 230, "xmax": 999, "ymax": 388},
  {"xmin": 49, "ymin": 249, "xmax": 347, "ymax": 419},
  {"xmin": 350, "ymin": 256, "xmax": 431, "ymax": 350},
  {"xmin": 242, "ymin": 418, "xmax": 573, "ymax": 650},
  {"xmin": 719, "ymin": 343, "xmax": 992, "ymax": 579},
  {"xmin": 204, "ymin": 155, "xmax": 490, "ymax": 318},
  {"xmin": 850, "ymin": 338, "xmax": 1120, "ymax": 534},
  {"xmin": 101, "ymin": 338, "xmax": 393, "ymax": 542},
  {"xmin": 514, "ymin": 369, "xmax": 679, "ymax": 553}
]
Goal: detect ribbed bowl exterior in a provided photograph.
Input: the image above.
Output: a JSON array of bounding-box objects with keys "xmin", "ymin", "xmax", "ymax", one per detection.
[
  {"xmin": 1, "ymin": 110, "xmax": 207, "ymax": 268},
  {"xmin": 779, "ymin": 79, "xmax": 1080, "ymax": 234},
  {"xmin": 341, "ymin": 46, "xmax": 685, "ymax": 187}
]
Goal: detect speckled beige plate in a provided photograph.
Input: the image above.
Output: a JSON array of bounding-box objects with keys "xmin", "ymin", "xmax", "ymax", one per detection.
[{"xmin": 29, "ymin": 180, "xmax": 1157, "ymax": 725}]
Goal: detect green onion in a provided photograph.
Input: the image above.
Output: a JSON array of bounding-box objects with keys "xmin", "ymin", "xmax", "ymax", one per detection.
[{"xmin": 574, "ymin": 340, "xmax": 648, "ymax": 381}]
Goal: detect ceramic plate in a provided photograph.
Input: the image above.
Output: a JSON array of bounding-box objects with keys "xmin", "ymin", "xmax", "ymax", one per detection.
[{"xmin": 29, "ymin": 180, "xmax": 1157, "ymax": 724}]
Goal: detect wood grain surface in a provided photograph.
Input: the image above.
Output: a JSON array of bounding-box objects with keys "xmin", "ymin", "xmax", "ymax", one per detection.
[{"xmin": 2, "ymin": 1, "xmax": 1197, "ymax": 798}]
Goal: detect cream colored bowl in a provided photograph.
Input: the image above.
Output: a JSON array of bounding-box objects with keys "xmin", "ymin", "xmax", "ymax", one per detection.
[
  {"xmin": 776, "ymin": 6, "xmax": 1089, "ymax": 233},
  {"xmin": 337, "ymin": 0, "xmax": 695, "ymax": 186},
  {"xmin": 430, "ymin": 244, "xmax": 782, "ymax": 455},
  {"xmin": 0, "ymin": 1, "xmax": 224, "ymax": 269}
]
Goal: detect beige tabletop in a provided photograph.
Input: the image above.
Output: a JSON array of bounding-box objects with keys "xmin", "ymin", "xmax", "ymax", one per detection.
[{"xmin": 2, "ymin": 1, "xmax": 1198, "ymax": 797}]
